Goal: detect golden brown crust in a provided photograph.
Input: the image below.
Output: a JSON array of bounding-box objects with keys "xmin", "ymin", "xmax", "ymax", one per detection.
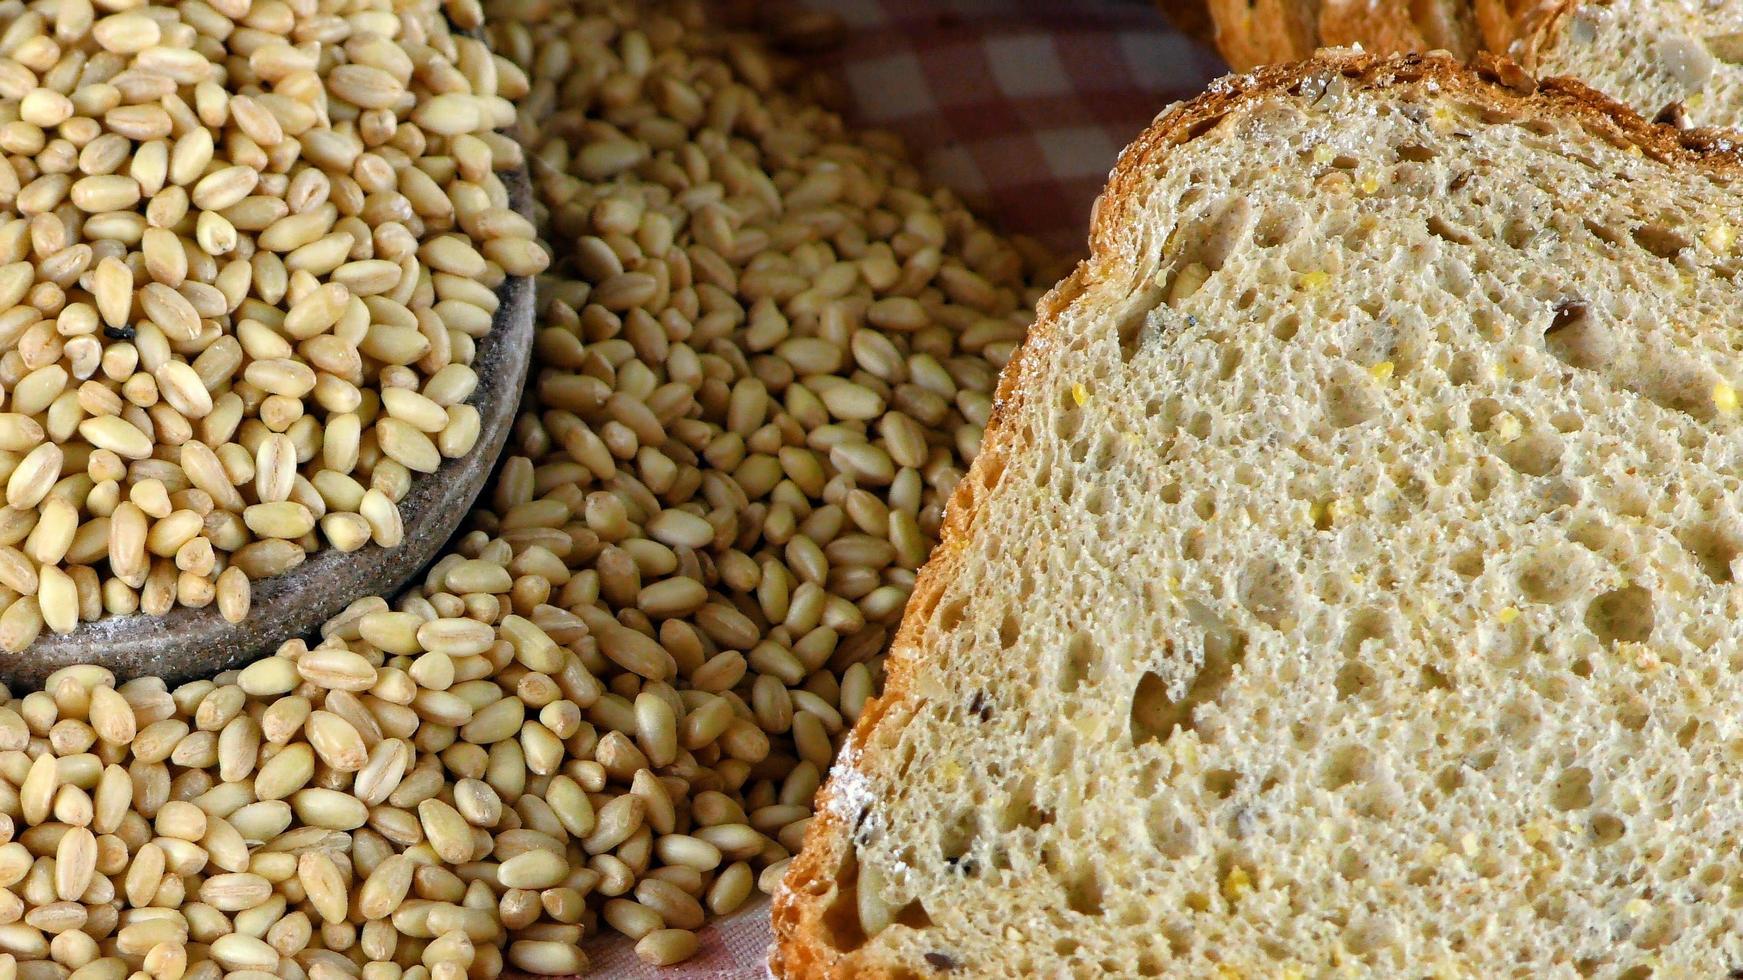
[{"xmin": 768, "ymin": 50, "xmax": 1743, "ymax": 980}]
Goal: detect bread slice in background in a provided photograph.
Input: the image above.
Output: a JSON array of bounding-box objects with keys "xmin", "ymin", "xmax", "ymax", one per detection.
[
  {"xmin": 773, "ymin": 51, "xmax": 1743, "ymax": 977},
  {"xmin": 1204, "ymin": 0, "xmax": 1481, "ymax": 67}
]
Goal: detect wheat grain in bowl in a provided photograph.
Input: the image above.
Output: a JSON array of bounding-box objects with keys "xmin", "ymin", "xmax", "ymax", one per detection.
[
  {"xmin": 0, "ymin": 0, "xmax": 1066, "ymax": 975},
  {"xmin": 0, "ymin": 0, "xmax": 546, "ymax": 648}
]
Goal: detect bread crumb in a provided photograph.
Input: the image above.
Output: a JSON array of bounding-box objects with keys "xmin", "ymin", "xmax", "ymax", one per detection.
[
  {"xmin": 1706, "ymin": 223, "xmax": 1734, "ymax": 254},
  {"xmin": 1298, "ymin": 271, "xmax": 1330, "ymax": 292},
  {"xmin": 1625, "ymin": 898, "xmax": 1651, "ymax": 918},
  {"xmin": 1368, "ymin": 361, "xmax": 1394, "ymax": 383},
  {"xmin": 1497, "ymin": 606, "xmax": 1519, "ymax": 625},
  {"xmin": 1459, "ymin": 833, "xmax": 1479, "ymax": 856},
  {"xmin": 1360, "ymin": 174, "xmax": 1380, "ymax": 194},
  {"xmin": 1312, "ymin": 144, "xmax": 1335, "ymax": 165}
]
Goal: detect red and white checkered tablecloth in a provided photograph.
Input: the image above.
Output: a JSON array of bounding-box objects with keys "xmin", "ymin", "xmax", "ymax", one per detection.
[
  {"xmin": 823, "ymin": 0, "xmax": 1226, "ymax": 254},
  {"xmin": 579, "ymin": 2, "xmax": 1226, "ymax": 976}
]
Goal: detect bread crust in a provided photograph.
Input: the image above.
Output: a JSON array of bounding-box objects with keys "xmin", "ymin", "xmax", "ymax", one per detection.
[{"xmin": 768, "ymin": 50, "xmax": 1743, "ymax": 979}]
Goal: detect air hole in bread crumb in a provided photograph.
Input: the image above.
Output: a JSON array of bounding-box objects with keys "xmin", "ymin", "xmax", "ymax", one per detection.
[
  {"xmin": 938, "ymin": 809, "xmax": 976, "ymax": 869},
  {"xmin": 1592, "ymin": 812, "xmax": 1626, "ymax": 845},
  {"xmin": 1128, "ymin": 671, "xmax": 1177, "ymax": 745},
  {"xmin": 1335, "ymin": 662, "xmax": 1378, "ymax": 701},
  {"xmin": 1519, "ymin": 544, "xmax": 1588, "ymax": 603},
  {"xmin": 1549, "ymin": 766, "xmax": 1595, "ymax": 811},
  {"xmin": 1499, "ymin": 429, "xmax": 1564, "ymax": 477},
  {"xmin": 1238, "ymin": 557, "xmax": 1299, "ymax": 628},
  {"xmin": 1679, "ymin": 519, "xmax": 1743, "ymax": 584},
  {"xmin": 1218, "ymin": 346, "xmax": 1242, "ymax": 380},
  {"xmin": 1112, "ymin": 282, "xmax": 1165, "ymax": 357},
  {"xmin": 1321, "ymin": 744, "xmax": 1373, "ymax": 790},
  {"xmin": 935, "ymin": 596, "xmax": 966, "ymax": 633},
  {"xmin": 818, "ymin": 851, "xmax": 867, "ymax": 951},
  {"xmin": 1170, "ymin": 197, "xmax": 1250, "ymax": 276},
  {"xmin": 1420, "ymin": 665, "xmax": 1453, "ymax": 691},
  {"xmin": 1340, "ymin": 607, "xmax": 1393, "ymax": 655},
  {"xmin": 1633, "ymin": 355, "xmax": 1722, "ymax": 420},
  {"xmin": 998, "ymin": 777, "xmax": 1052, "ymax": 832},
  {"xmin": 1435, "ymin": 765, "xmax": 1464, "ymax": 796},
  {"xmin": 1323, "ymin": 369, "xmax": 1382, "ymax": 428},
  {"xmin": 895, "ymin": 898, "xmax": 932, "ymax": 930},
  {"xmin": 1056, "ymin": 633, "xmax": 1098, "ymax": 694},
  {"xmin": 1271, "ymin": 313, "xmax": 1300, "ymax": 341},
  {"xmin": 1503, "ymin": 218, "xmax": 1537, "ymax": 251},
  {"xmin": 1426, "ymin": 215, "xmax": 1475, "ymax": 247},
  {"xmin": 1586, "ymin": 585, "xmax": 1655, "ymax": 645},
  {"xmin": 1145, "ymin": 798, "xmax": 1196, "ymax": 858},
  {"xmin": 1542, "ymin": 300, "xmax": 1617, "ymax": 371},
  {"xmin": 1203, "ymin": 769, "xmax": 1238, "ymax": 799},
  {"xmin": 1252, "ymin": 206, "xmax": 1304, "ymax": 248},
  {"xmin": 1187, "ymin": 410, "xmax": 1213, "ymax": 439},
  {"xmin": 1397, "ymin": 142, "xmax": 1436, "ymax": 162},
  {"xmin": 1064, "ymin": 866, "xmax": 1104, "ymax": 916},
  {"xmin": 1468, "ymin": 398, "xmax": 1504, "ymax": 432},
  {"xmin": 1632, "ymin": 224, "xmax": 1690, "ymax": 259},
  {"xmin": 1450, "ymin": 547, "xmax": 1485, "ymax": 578}
]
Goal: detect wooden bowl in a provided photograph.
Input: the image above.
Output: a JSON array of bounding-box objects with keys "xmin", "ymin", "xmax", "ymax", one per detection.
[{"xmin": 7, "ymin": 171, "xmax": 538, "ymax": 688}]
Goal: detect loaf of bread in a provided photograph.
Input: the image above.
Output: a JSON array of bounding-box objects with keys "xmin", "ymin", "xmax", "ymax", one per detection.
[
  {"xmin": 773, "ymin": 51, "xmax": 1743, "ymax": 976},
  {"xmin": 1206, "ymin": 1, "xmax": 1743, "ymax": 129}
]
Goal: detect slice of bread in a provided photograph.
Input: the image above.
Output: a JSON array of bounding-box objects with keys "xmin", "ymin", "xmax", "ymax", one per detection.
[
  {"xmin": 1514, "ymin": 1, "xmax": 1743, "ymax": 127},
  {"xmin": 1205, "ymin": 0, "xmax": 1481, "ymax": 68},
  {"xmin": 773, "ymin": 51, "xmax": 1743, "ymax": 977}
]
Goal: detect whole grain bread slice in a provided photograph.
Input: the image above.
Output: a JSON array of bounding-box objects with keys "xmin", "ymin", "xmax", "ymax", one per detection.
[{"xmin": 773, "ymin": 51, "xmax": 1743, "ymax": 977}]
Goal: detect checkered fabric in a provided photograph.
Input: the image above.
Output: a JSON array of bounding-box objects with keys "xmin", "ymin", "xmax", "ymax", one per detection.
[
  {"xmin": 826, "ymin": 0, "xmax": 1227, "ymax": 254},
  {"xmin": 572, "ymin": 2, "xmax": 1226, "ymax": 977}
]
